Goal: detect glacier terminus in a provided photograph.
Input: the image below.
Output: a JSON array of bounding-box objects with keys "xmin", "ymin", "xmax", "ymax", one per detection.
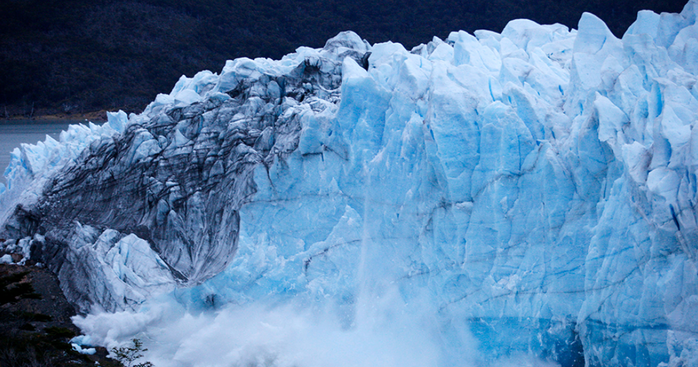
[{"xmin": 2, "ymin": 1, "xmax": 698, "ymax": 366}]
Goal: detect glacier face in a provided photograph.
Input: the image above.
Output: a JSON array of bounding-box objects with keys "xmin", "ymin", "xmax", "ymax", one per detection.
[
  {"xmin": 1, "ymin": 35, "xmax": 370, "ymax": 312},
  {"xmin": 3, "ymin": 2, "xmax": 698, "ymax": 366}
]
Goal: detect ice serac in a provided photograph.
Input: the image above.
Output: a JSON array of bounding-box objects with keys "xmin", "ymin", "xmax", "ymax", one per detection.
[{"xmin": 2, "ymin": 2, "xmax": 698, "ymax": 366}]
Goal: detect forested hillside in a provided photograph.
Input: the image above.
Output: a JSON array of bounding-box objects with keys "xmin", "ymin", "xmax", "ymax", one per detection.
[{"xmin": 0, "ymin": 0, "xmax": 688, "ymax": 119}]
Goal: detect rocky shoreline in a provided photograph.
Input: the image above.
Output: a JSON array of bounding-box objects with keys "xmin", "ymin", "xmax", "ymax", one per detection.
[
  {"xmin": 0, "ymin": 263, "xmax": 119, "ymax": 366},
  {"xmin": 1, "ymin": 110, "xmax": 110, "ymax": 124}
]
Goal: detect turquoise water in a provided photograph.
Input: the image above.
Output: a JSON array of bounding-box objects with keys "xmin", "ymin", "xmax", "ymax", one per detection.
[{"xmin": 0, "ymin": 120, "xmax": 82, "ymax": 183}]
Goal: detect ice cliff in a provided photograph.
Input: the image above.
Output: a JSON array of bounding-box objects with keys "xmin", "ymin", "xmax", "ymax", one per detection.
[{"xmin": 2, "ymin": 1, "xmax": 698, "ymax": 366}]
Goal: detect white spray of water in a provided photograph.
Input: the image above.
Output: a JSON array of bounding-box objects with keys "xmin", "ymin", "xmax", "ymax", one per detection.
[
  {"xmin": 74, "ymin": 282, "xmax": 561, "ymax": 367},
  {"xmin": 74, "ymin": 288, "xmax": 447, "ymax": 367}
]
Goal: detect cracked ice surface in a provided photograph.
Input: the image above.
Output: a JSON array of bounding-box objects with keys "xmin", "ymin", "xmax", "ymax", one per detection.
[{"xmin": 3, "ymin": 2, "xmax": 698, "ymax": 366}]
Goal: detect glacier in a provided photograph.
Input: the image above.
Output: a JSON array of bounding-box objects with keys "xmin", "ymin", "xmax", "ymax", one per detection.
[{"xmin": 2, "ymin": 1, "xmax": 698, "ymax": 366}]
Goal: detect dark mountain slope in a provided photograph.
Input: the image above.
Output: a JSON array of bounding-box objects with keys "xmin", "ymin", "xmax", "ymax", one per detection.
[{"xmin": 0, "ymin": 0, "xmax": 688, "ymax": 118}]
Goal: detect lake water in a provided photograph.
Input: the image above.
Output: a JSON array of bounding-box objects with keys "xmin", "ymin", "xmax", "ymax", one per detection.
[{"xmin": 0, "ymin": 120, "xmax": 83, "ymax": 184}]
